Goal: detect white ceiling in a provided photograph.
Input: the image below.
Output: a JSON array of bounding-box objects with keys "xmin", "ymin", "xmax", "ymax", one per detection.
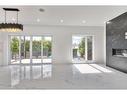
[{"xmin": 0, "ymin": 6, "xmax": 127, "ymax": 26}]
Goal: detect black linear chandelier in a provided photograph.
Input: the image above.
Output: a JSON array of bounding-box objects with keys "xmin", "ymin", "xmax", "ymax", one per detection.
[{"xmin": 0, "ymin": 8, "xmax": 23, "ymax": 32}]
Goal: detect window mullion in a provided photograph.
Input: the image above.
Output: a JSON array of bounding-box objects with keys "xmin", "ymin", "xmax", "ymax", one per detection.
[
  {"xmin": 41, "ymin": 36, "xmax": 43, "ymax": 63},
  {"xmin": 85, "ymin": 36, "xmax": 88, "ymax": 61},
  {"xmin": 30, "ymin": 36, "xmax": 32, "ymax": 64},
  {"xmin": 19, "ymin": 36, "xmax": 21, "ymax": 64}
]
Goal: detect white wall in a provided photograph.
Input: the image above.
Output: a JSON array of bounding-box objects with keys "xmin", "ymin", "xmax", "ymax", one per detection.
[{"xmin": 0, "ymin": 25, "xmax": 104, "ymax": 66}]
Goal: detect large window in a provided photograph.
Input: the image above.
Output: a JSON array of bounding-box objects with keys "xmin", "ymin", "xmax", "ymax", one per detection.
[
  {"xmin": 72, "ymin": 35, "xmax": 94, "ymax": 63},
  {"xmin": 9, "ymin": 35, "xmax": 52, "ymax": 64}
]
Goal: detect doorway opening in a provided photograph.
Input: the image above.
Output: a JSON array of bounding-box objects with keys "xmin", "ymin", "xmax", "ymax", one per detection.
[{"xmin": 72, "ymin": 35, "xmax": 94, "ymax": 63}]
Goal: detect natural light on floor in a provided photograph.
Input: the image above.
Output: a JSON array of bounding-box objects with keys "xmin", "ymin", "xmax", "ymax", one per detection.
[
  {"xmin": 89, "ymin": 64, "xmax": 113, "ymax": 73},
  {"xmin": 73, "ymin": 64, "xmax": 113, "ymax": 74}
]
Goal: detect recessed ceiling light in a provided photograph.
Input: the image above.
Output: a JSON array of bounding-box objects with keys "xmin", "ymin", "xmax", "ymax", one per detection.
[
  {"xmin": 60, "ymin": 19, "xmax": 64, "ymax": 23},
  {"xmin": 37, "ymin": 18, "xmax": 40, "ymax": 22},
  {"xmin": 39, "ymin": 8, "xmax": 45, "ymax": 12},
  {"xmin": 82, "ymin": 20, "xmax": 86, "ymax": 23}
]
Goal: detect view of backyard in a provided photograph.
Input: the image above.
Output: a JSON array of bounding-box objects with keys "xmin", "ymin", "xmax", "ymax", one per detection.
[
  {"xmin": 10, "ymin": 35, "xmax": 92, "ymax": 64},
  {"xmin": 10, "ymin": 36, "xmax": 52, "ymax": 64},
  {"xmin": 72, "ymin": 36, "xmax": 93, "ymax": 62}
]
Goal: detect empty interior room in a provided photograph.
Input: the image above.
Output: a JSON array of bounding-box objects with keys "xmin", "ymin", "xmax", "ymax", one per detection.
[{"xmin": 1, "ymin": 6, "xmax": 127, "ymax": 89}]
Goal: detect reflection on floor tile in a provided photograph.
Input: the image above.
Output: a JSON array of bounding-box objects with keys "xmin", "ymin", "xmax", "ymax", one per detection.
[
  {"xmin": 43, "ymin": 65, "xmax": 52, "ymax": 78},
  {"xmin": 10, "ymin": 66, "xmax": 20, "ymax": 87},
  {"xmin": 1, "ymin": 63, "xmax": 127, "ymax": 89},
  {"xmin": 10, "ymin": 64, "xmax": 52, "ymax": 87}
]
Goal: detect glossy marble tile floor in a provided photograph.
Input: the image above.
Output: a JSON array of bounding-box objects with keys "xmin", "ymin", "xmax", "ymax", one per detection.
[{"xmin": 0, "ymin": 63, "xmax": 127, "ymax": 89}]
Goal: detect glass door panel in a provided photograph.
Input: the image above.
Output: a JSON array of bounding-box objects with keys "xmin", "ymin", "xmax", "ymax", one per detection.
[
  {"xmin": 87, "ymin": 36, "xmax": 93, "ymax": 60},
  {"xmin": 32, "ymin": 36, "xmax": 42, "ymax": 64},
  {"xmin": 10, "ymin": 36, "xmax": 20, "ymax": 64},
  {"xmin": 42, "ymin": 36, "xmax": 52, "ymax": 63},
  {"xmin": 72, "ymin": 36, "xmax": 86, "ymax": 63},
  {"xmin": 21, "ymin": 36, "xmax": 30, "ymax": 64}
]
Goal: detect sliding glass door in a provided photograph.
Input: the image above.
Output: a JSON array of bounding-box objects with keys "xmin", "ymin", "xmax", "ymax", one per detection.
[
  {"xmin": 10, "ymin": 36, "xmax": 20, "ymax": 64},
  {"xmin": 72, "ymin": 36, "xmax": 86, "ymax": 62},
  {"xmin": 21, "ymin": 36, "xmax": 30, "ymax": 64},
  {"xmin": 87, "ymin": 36, "xmax": 93, "ymax": 60},
  {"xmin": 32, "ymin": 36, "xmax": 42, "ymax": 64},
  {"xmin": 72, "ymin": 35, "xmax": 93, "ymax": 63},
  {"xmin": 42, "ymin": 36, "xmax": 52, "ymax": 63},
  {"xmin": 9, "ymin": 35, "xmax": 52, "ymax": 64}
]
